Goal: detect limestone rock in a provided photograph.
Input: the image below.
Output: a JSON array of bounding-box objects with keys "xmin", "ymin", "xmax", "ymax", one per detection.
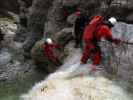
[{"xmin": 0, "ymin": 51, "xmax": 11, "ymax": 66}]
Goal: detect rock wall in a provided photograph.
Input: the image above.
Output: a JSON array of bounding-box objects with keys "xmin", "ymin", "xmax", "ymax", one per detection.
[
  {"xmin": 0, "ymin": 0, "xmax": 32, "ymax": 17},
  {"xmin": 22, "ymin": 0, "xmax": 54, "ymax": 52},
  {"xmin": 23, "ymin": 0, "xmax": 133, "ymax": 52},
  {"xmin": 104, "ymin": 0, "xmax": 133, "ymax": 23},
  {"xmin": 0, "ymin": 0, "xmax": 19, "ymax": 16}
]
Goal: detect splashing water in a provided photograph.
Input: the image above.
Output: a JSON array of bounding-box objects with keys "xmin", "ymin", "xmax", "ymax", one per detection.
[{"xmin": 21, "ymin": 49, "xmax": 133, "ymax": 100}]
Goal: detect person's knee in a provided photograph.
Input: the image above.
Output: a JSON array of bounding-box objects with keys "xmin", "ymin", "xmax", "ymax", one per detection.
[
  {"xmin": 81, "ymin": 55, "xmax": 88, "ymax": 64},
  {"xmin": 92, "ymin": 53, "xmax": 101, "ymax": 65},
  {"xmin": 93, "ymin": 60, "xmax": 101, "ymax": 65}
]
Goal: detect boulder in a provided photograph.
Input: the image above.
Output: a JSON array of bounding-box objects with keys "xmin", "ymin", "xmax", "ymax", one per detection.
[
  {"xmin": 55, "ymin": 27, "xmax": 73, "ymax": 47},
  {"xmin": 14, "ymin": 26, "xmax": 28, "ymax": 42},
  {"xmin": 0, "ymin": 50, "xmax": 12, "ymax": 66},
  {"xmin": 67, "ymin": 13, "xmax": 77, "ymax": 25},
  {"xmin": 62, "ymin": 0, "xmax": 80, "ymax": 7}
]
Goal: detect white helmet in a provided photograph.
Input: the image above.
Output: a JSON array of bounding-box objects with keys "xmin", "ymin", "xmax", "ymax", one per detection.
[
  {"xmin": 108, "ymin": 17, "xmax": 117, "ymax": 26},
  {"xmin": 46, "ymin": 38, "xmax": 53, "ymax": 44}
]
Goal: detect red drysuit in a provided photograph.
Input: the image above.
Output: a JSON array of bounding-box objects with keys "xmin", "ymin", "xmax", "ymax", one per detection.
[
  {"xmin": 42, "ymin": 43, "xmax": 61, "ymax": 66},
  {"xmin": 81, "ymin": 24, "xmax": 120, "ymax": 65}
]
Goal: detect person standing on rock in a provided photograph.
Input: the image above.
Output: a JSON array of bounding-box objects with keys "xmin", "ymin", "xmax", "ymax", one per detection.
[
  {"xmin": 42, "ymin": 38, "xmax": 62, "ymax": 66},
  {"xmin": 73, "ymin": 10, "xmax": 90, "ymax": 48},
  {"xmin": 80, "ymin": 16, "xmax": 121, "ymax": 72}
]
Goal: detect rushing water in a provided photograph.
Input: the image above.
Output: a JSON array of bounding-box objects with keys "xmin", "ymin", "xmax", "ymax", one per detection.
[
  {"xmin": 21, "ymin": 48, "xmax": 133, "ymax": 100},
  {"xmin": 0, "ymin": 72, "xmax": 45, "ymax": 100}
]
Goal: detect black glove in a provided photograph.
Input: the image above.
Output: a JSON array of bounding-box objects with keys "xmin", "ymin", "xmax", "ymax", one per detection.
[
  {"xmin": 107, "ymin": 38, "xmax": 121, "ymax": 45},
  {"xmin": 113, "ymin": 38, "xmax": 121, "ymax": 45}
]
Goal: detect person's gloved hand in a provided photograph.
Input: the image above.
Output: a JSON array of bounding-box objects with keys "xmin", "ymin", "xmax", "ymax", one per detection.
[
  {"xmin": 113, "ymin": 38, "xmax": 121, "ymax": 45},
  {"xmin": 80, "ymin": 61, "xmax": 86, "ymax": 65}
]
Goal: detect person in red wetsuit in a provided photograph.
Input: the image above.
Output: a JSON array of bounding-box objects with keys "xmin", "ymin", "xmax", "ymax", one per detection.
[
  {"xmin": 81, "ymin": 17, "xmax": 121, "ymax": 71},
  {"xmin": 43, "ymin": 38, "xmax": 62, "ymax": 66}
]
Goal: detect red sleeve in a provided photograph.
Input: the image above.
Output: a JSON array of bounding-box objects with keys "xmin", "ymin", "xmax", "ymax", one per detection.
[
  {"xmin": 101, "ymin": 25, "xmax": 113, "ymax": 39},
  {"xmin": 51, "ymin": 43, "xmax": 60, "ymax": 48}
]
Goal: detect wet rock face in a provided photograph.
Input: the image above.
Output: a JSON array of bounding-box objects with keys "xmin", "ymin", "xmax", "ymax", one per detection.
[
  {"xmin": 0, "ymin": 51, "xmax": 11, "ymax": 66},
  {"xmin": 106, "ymin": 6, "xmax": 133, "ymax": 23},
  {"xmin": 0, "ymin": 20, "xmax": 47, "ymax": 81},
  {"xmin": 22, "ymin": 0, "xmax": 54, "ymax": 52},
  {"xmin": 0, "ymin": 0, "xmax": 19, "ymax": 15},
  {"xmin": 28, "ymin": 0, "xmax": 53, "ymax": 33},
  {"xmin": 102, "ymin": 0, "xmax": 133, "ymax": 23},
  {"xmin": 0, "ymin": 0, "xmax": 32, "ymax": 15},
  {"xmin": 27, "ymin": 0, "xmax": 133, "ymax": 35},
  {"xmin": 44, "ymin": 0, "xmax": 67, "ymax": 34}
]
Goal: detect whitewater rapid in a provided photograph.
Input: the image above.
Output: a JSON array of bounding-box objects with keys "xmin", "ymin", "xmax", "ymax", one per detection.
[{"xmin": 21, "ymin": 47, "xmax": 133, "ymax": 100}]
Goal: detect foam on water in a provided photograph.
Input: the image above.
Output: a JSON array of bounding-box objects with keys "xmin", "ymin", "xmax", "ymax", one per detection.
[{"xmin": 21, "ymin": 49, "xmax": 133, "ymax": 100}]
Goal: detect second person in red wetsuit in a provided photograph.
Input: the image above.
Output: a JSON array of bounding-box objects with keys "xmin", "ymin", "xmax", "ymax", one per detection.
[
  {"xmin": 81, "ymin": 17, "xmax": 121, "ymax": 71},
  {"xmin": 42, "ymin": 38, "xmax": 62, "ymax": 66}
]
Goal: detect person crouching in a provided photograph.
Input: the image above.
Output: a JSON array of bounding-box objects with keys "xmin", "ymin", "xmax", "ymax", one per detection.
[{"xmin": 42, "ymin": 38, "xmax": 62, "ymax": 66}]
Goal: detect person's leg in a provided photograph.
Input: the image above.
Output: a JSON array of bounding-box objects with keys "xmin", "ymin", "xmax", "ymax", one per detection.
[
  {"xmin": 74, "ymin": 30, "xmax": 82, "ymax": 48},
  {"xmin": 81, "ymin": 43, "xmax": 91, "ymax": 64},
  {"xmin": 49, "ymin": 53, "xmax": 62, "ymax": 66},
  {"xmin": 91, "ymin": 51, "xmax": 101, "ymax": 71},
  {"xmin": 54, "ymin": 58, "xmax": 62, "ymax": 66},
  {"xmin": 79, "ymin": 31, "xmax": 83, "ymax": 49},
  {"xmin": 75, "ymin": 35, "xmax": 80, "ymax": 48}
]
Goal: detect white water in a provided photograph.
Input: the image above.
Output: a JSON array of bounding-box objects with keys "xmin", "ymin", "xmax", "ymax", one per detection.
[{"xmin": 21, "ymin": 48, "xmax": 133, "ymax": 100}]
